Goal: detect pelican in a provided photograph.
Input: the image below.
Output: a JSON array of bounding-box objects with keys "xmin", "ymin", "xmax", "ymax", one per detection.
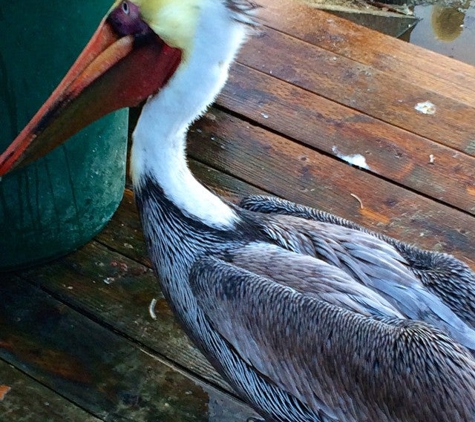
[{"xmin": 2, "ymin": 1, "xmax": 475, "ymax": 420}]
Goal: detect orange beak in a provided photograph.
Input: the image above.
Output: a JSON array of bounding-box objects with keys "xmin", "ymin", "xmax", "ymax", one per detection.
[{"xmin": 0, "ymin": 2, "xmax": 181, "ymax": 176}]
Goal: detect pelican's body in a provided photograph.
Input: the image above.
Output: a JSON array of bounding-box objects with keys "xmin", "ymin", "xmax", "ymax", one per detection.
[
  {"xmin": 136, "ymin": 172, "xmax": 475, "ymax": 421},
  {"xmin": 2, "ymin": 1, "xmax": 475, "ymax": 420}
]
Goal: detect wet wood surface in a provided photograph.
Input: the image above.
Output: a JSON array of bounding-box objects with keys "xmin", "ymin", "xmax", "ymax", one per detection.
[{"xmin": 3, "ymin": 1, "xmax": 475, "ymax": 420}]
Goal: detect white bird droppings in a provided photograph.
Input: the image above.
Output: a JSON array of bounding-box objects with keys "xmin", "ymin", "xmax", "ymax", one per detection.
[
  {"xmin": 415, "ymin": 101, "xmax": 436, "ymax": 115},
  {"xmin": 332, "ymin": 146, "xmax": 370, "ymax": 170}
]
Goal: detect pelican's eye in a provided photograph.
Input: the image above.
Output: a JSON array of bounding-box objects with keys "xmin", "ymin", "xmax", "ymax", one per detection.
[{"xmin": 107, "ymin": 0, "xmax": 152, "ymax": 37}]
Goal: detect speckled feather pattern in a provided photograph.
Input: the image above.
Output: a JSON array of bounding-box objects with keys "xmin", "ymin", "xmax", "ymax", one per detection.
[
  {"xmin": 136, "ymin": 177, "xmax": 475, "ymax": 421},
  {"xmin": 245, "ymin": 213, "xmax": 475, "ymax": 351},
  {"xmin": 135, "ymin": 176, "xmax": 336, "ymax": 421},
  {"xmin": 190, "ymin": 257, "xmax": 475, "ymax": 421}
]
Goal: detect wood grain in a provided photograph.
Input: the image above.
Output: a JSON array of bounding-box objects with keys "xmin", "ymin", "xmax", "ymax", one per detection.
[
  {"xmin": 0, "ymin": 355, "xmax": 100, "ymax": 422},
  {"xmin": 218, "ymin": 63, "xmax": 475, "ymax": 215},
  {"xmin": 256, "ymin": 0, "xmax": 475, "ymax": 105},
  {"xmin": 0, "ymin": 275, "xmax": 253, "ymax": 421},
  {"xmin": 189, "ymin": 110, "xmax": 475, "ymax": 262}
]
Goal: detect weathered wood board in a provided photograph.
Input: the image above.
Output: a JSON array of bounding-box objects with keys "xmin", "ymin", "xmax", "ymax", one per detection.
[{"xmin": 0, "ymin": 273, "xmax": 255, "ymax": 421}]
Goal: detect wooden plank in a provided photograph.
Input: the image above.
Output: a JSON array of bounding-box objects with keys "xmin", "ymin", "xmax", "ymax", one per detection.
[
  {"xmin": 0, "ymin": 275, "xmax": 254, "ymax": 421},
  {"xmin": 188, "ymin": 109, "xmax": 475, "ymax": 264},
  {"xmin": 12, "ymin": 239, "xmax": 228, "ymax": 392},
  {"xmin": 190, "ymin": 158, "xmax": 267, "ymax": 201},
  {"xmin": 0, "ymin": 357, "xmax": 100, "ymax": 422},
  {"xmin": 218, "ymin": 64, "xmax": 475, "ymax": 215},
  {"xmin": 235, "ymin": 26, "xmax": 475, "ymax": 154},
  {"xmin": 256, "ymin": 0, "xmax": 475, "ymax": 106},
  {"xmin": 107, "ymin": 118, "xmax": 475, "ymax": 267}
]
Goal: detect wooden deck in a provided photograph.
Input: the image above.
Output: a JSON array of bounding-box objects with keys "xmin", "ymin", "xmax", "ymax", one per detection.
[{"xmin": 3, "ymin": 0, "xmax": 475, "ymax": 420}]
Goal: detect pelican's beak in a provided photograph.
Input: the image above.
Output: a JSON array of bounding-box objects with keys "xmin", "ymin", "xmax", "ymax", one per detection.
[{"xmin": 0, "ymin": 1, "xmax": 181, "ymax": 176}]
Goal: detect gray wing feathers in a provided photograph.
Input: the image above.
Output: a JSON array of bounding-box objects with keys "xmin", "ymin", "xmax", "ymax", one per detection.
[
  {"xmin": 259, "ymin": 216, "xmax": 475, "ymax": 352},
  {"xmin": 190, "ymin": 256, "xmax": 475, "ymax": 422},
  {"xmin": 240, "ymin": 195, "xmax": 475, "ymax": 327},
  {"xmin": 228, "ymin": 243, "xmax": 404, "ymax": 319}
]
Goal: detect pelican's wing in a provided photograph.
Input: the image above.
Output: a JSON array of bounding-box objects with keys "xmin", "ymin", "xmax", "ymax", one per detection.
[
  {"xmin": 228, "ymin": 243, "xmax": 405, "ymax": 320},
  {"xmin": 190, "ymin": 254, "xmax": 475, "ymax": 422},
  {"xmin": 236, "ymin": 232, "xmax": 475, "ymax": 352},
  {"xmin": 241, "ymin": 205, "xmax": 475, "ymax": 350},
  {"xmin": 240, "ymin": 195, "xmax": 475, "ymax": 327}
]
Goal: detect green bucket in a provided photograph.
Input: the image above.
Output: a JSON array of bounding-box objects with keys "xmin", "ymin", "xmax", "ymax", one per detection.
[{"xmin": 0, "ymin": 1, "xmax": 128, "ymax": 271}]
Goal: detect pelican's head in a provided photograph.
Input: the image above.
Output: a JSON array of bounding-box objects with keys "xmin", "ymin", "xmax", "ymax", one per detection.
[{"xmin": 0, "ymin": 0, "xmax": 256, "ymax": 175}]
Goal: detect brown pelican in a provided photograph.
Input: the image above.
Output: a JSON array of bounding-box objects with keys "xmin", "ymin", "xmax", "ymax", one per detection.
[{"xmin": 1, "ymin": 1, "xmax": 475, "ymax": 420}]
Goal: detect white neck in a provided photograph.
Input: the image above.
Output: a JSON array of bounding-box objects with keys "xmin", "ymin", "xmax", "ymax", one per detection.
[{"xmin": 131, "ymin": 2, "xmax": 248, "ymax": 229}]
